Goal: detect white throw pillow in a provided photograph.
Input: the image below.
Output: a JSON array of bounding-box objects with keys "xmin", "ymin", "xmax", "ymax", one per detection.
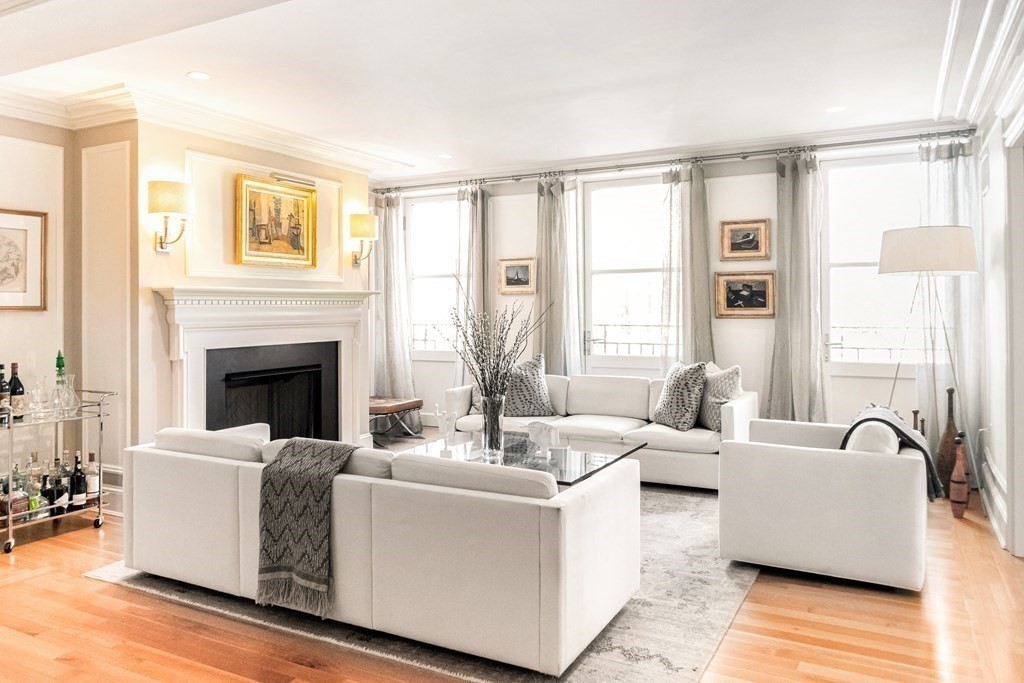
[{"xmin": 846, "ymin": 422, "xmax": 900, "ymax": 454}]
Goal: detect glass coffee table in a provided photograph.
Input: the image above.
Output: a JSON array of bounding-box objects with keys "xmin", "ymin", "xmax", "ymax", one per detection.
[{"xmin": 399, "ymin": 431, "xmax": 647, "ymax": 487}]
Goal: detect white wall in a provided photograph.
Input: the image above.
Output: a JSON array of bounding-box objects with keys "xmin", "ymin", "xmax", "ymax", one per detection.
[{"xmin": 706, "ymin": 171, "xmax": 776, "ymax": 404}]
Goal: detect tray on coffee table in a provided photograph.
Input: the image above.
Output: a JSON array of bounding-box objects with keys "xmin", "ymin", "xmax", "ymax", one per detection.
[{"xmin": 399, "ymin": 431, "xmax": 646, "ymax": 486}]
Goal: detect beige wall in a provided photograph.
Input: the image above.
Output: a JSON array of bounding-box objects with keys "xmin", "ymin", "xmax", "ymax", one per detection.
[{"xmin": 134, "ymin": 122, "xmax": 371, "ymax": 443}]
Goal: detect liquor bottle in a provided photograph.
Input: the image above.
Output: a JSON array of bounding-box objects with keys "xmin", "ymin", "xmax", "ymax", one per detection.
[
  {"xmin": 50, "ymin": 476, "xmax": 68, "ymax": 516},
  {"xmin": 40, "ymin": 475, "xmax": 54, "ymax": 515},
  {"xmin": 28, "ymin": 452, "xmax": 42, "ymax": 487},
  {"xmin": 49, "ymin": 455, "xmax": 60, "ymax": 483},
  {"xmin": 11, "ymin": 462, "xmax": 25, "ymax": 494},
  {"xmin": 59, "ymin": 451, "xmax": 72, "ymax": 490},
  {"xmin": 8, "ymin": 362, "xmax": 24, "ymax": 422},
  {"xmin": 86, "ymin": 452, "xmax": 100, "ymax": 497},
  {"xmin": 0, "ymin": 364, "xmax": 9, "ymax": 427},
  {"xmin": 69, "ymin": 455, "xmax": 87, "ymax": 509}
]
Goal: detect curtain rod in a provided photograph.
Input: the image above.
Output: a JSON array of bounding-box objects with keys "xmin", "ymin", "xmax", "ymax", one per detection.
[{"xmin": 372, "ymin": 126, "xmax": 976, "ymax": 194}]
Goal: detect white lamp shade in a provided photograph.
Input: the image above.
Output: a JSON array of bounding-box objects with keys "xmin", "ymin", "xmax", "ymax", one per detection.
[
  {"xmin": 148, "ymin": 180, "xmax": 192, "ymax": 215},
  {"xmin": 350, "ymin": 213, "xmax": 379, "ymax": 240},
  {"xmin": 878, "ymin": 225, "xmax": 978, "ymax": 275}
]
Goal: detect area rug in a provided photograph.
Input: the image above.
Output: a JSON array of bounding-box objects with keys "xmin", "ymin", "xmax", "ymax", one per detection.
[{"xmin": 86, "ymin": 485, "xmax": 757, "ymax": 681}]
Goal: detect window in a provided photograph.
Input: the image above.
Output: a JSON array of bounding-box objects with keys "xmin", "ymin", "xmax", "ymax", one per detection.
[
  {"xmin": 582, "ymin": 176, "xmax": 669, "ymax": 363},
  {"xmin": 405, "ymin": 195, "xmax": 460, "ymax": 351},
  {"xmin": 823, "ymin": 157, "xmax": 925, "ymax": 363}
]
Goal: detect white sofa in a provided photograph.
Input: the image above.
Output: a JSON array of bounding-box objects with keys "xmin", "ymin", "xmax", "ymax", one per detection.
[
  {"xmin": 719, "ymin": 419, "xmax": 928, "ymax": 591},
  {"xmin": 446, "ymin": 374, "xmax": 758, "ymax": 489},
  {"xmin": 123, "ymin": 424, "xmax": 640, "ymax": 676}
]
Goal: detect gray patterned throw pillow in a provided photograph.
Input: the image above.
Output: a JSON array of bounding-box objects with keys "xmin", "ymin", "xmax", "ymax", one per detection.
[
  {"xmin": 653, "ymin": 362, "xmax": 706, "ymax": 432},
  {"xmin": 505, "ymin": 354, "xmax": 556, "ymax": 417},
  {"xmin": 698, "ymin": 365, "xmax": 742, "ymax": 432}
]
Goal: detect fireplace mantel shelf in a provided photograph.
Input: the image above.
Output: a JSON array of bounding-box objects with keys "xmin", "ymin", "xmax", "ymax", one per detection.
[{"xmin": 154, "ymin": 286, "xmax": 378, "ymax": 308}]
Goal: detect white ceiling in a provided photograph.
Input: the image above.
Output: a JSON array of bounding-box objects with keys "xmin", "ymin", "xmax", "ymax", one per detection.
[{"xmin": 0, "ymin": 0, "xmax": 964, "ymax": 179}]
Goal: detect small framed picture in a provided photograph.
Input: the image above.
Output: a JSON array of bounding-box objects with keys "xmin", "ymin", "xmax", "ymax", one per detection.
[
  {"xmin": 715, "ymin": 271, "xmax": 776, "ymax": 318},
  {"xmin": 720, "ymin": 219, "xmax": 770, "ymax": 261},
  {"xmin": 498, "ymin": 257, "xmax": 535, "ymax": 294},
  {"xmin": 0, "ymin": 208, "xmax": 47, "ymax": 311}
]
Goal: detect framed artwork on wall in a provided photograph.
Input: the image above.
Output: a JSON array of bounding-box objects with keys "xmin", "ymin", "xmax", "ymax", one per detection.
[
  {"xmin": 236, "ymin": 174, "xmax": 317, "ymax": 267},
  {"xmin": 0, "ymin": 208, "xmax": 46, "ymax": 311},
  {"xmin": 720, "ymin": 219, "xmax": 770, "ymax": 261},
  {"xmin": 498, "ymin": 257, "xmax": 536, "ymax": 294},
  {"xmin": 715, "ymin": 271, "xmax": 776, "ymax": 318}
]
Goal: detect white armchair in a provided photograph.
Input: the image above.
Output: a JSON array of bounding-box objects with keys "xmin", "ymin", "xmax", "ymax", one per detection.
[{"xmin": 719, "ymin": 419, "xmax": 928, "ymax": 591}]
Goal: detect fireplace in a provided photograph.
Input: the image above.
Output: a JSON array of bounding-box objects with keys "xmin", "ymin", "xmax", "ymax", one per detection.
[{"xmin": 205, "ymin": 342, "xmax": 339, "ymax": 440}]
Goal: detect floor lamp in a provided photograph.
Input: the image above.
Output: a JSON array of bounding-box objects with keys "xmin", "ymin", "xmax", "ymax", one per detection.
[{"xmin": 877, "ymin": 225, "xmax": 978, "ymax": 414}]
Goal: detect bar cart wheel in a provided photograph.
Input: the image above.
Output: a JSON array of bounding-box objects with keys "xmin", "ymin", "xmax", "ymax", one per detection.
[
  {"xmin": 93, "ymin": 516, "xmax": 103, "ymax": 529},
  {"xmin": 3, "ymin": 539, "xmax": 14, "ymax": 553}
]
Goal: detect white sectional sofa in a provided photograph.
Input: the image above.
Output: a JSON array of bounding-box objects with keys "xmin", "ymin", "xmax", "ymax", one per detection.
[
  {"xmin": 719, "ymin": 419, "xmax": 928, "ymax": 590},
  {"xmin": 123, "ymin": 423, "xmax": 640, "ymax": 676},
  {"xmin": 446, "ymin": 374, "xmax": 758, "ymax": 489}
]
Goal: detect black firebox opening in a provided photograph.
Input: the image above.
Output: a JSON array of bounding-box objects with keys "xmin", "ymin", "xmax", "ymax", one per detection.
[{"xmin": 206, "ymin": 342, "xmax": 339, "ymax": 441}]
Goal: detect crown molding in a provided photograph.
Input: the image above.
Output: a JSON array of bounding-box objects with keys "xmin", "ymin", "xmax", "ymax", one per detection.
[
  {"xmin": 0, "ymin": 83, "xmax": 411, "ymax": 174},
  {"xmin": 369, "ymin": 119, "xmax": 970, "ymax": 188},
  {"xmin": 966, "ymin": 0, "xmax": 1024, "ymax": 122}
]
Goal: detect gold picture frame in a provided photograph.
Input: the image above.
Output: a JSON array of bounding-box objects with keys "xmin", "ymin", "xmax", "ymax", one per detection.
[
  {"xmin": 0, "ymin": 208, "xmax": 46, "ymax": 311},
  {"xmin": 720, "ymin": 219, "xmax": 770, "ymax": 261},
  {"xmin": 715, "ymin": 271, "xmax": 776, "ymax": 318},
  {"xmin": 498, "ymin": 257, "xmax": 536, "ymax": 294},
  {"xmin": 236, "ymin": 174, "xmax": 317, "ymax": 267}
]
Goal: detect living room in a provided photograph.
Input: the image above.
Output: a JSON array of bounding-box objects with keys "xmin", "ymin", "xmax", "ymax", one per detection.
[{"xmin": 0, "ymin": 1, "xmax": 1022, "ymax": 681}]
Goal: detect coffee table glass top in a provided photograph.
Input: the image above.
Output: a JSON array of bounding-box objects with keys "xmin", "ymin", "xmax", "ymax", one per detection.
[{"xmin": 399, "ymin": 431, "xmax": 646, "ymax": 486}]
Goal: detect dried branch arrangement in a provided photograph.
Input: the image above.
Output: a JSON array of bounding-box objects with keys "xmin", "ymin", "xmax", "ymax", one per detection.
[{"xmin": 445, "ymin": 297, "xmax": 549, "ymax": 398}]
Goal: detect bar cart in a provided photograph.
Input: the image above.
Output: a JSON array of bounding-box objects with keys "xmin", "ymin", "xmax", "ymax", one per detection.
[{"xmin": 2, "ymin": 390, "xmax": 115, "ymax": 553}]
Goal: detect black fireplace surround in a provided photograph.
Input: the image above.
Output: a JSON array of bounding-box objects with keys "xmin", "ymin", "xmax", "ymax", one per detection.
[{"xmin": 205, "ymin": 342, "xmax": 339, "ymax": 441}]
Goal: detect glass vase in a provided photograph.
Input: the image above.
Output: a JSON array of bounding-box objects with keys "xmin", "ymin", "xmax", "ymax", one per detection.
[
  {"xmin": 481, "ymin": 395, "xmax": 505, "ymax": 463},
  {"xmin": 56, "ymin": 373, "xmax": 81, "ymax": 416}
]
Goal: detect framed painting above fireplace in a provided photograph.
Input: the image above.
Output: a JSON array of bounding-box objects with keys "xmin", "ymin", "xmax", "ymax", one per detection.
[{"xmin": 235, "ymin": 174, "xmax": 317, "ymax": 268}]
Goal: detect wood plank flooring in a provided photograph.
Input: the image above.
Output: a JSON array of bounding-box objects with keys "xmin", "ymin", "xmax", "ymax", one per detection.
[{"xmin": 1, "ymin": 494, "xmax": 1020, "ymax": 681}]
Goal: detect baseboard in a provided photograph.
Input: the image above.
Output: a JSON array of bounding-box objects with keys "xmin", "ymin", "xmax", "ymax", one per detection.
[{"xmin": 980, "ymin": 462, "xmax": 1008, "ymax": 549}]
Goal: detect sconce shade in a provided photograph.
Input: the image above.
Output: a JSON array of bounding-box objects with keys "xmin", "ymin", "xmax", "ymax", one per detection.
[
  {"xmin": 148, "ymin": 180, "xmax": 192, "ymax": 215},
  {"xmin": 878, "ymin": 225, "xmax": 978, "ymax": 275},
  {"xmin": 350, "ymin": 213, "xmax": 379, "ymax": 240}
]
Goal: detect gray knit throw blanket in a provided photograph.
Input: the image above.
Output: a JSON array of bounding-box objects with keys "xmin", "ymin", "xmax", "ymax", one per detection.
[{"xmin": 256, "ymin": 438, "xmax": 356, "ymax": 617}]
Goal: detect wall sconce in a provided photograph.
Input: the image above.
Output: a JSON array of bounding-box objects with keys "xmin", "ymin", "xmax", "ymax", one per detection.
[
  {"xmin": 350, "ymin": 213, "xmax": 379, "ymax": 266},
  {"xmin": 149, "ymin": 180, "xmax": 193, "ymax": 253}
]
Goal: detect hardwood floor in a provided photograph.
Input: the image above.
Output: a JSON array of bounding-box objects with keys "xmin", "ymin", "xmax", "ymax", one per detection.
[{"xmin": 1, "ymin": 495, "xmax": 1020, "ymax": 681}]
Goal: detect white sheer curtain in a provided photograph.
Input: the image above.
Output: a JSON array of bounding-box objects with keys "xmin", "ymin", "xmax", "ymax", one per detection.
[
  {"xmin": 454, "ymin": 181, "xmax": 487, "ymax": 385},
  {"xmin": 660, "ymin": 163, "xmax": 715, "ymax": 372},
  {"xmin": 918, "ymin": 138, "xmax": 983, "ymax": 476},
  {"xmin": 535, "ymin": 176, "xmax": 583, "ymax": 376},
  {"xmin": 371, "ymin": 192, "xmax": 421, "ymax": 432},
  {"xmin": 767, "ymin": 152, "xmax": 827, "ymax": 422}
]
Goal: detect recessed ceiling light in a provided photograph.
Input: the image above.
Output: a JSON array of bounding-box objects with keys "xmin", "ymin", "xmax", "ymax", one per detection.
[
  {"xmin": 438, "ymin": 153, "xmax": 454, "ymax": 159},
  {"xmin": 825, "ymin": 106, "xmax": 846, "ymax": 113},
  {"xmin": 188, "ymin": 71, "xmax": 211, "ymax": 81}
]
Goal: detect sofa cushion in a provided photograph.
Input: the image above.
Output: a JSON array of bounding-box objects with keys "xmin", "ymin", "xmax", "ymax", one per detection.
[
  {"xmin": 506, "ymin": 354, "xmax": 556, "ymax": 417},
  {"xmin": 455, "ymin": 414, "xmax": 561, "ymax": 433},
  {"xmin": 262, "ymin": 439, "xmax": 394, "ymax": 478},
  {"xmin": 550, "ymin": 414, "xmax": 648, "ymax": 441},
  {"xmin": 698, "ymin": 365, "xmax": 743, "ymax": 431},
  {"xmin": 154, "ymin": 427, "xmax": 264, "ymax": 462},
  {"xmin": 392, "ymin": 453, "xmax": 557, "ymax": 499},
  {"xmin": 565, "ymin": 375, "xmax": 651, "ymax": 421},
  {"xmin": 846, "ymin": 422, "xmax": 900, "ymax": 454},
  {"xmin": 653, "ymin": 361, "xmax": 706, "ymax": 431},
  {"xmin": 217, "ymin": 423, "xmax": 271, "ymax": 442},
  {"xmin": 624, "ymin": 423, "xmax": 722, "ymax": 454}
]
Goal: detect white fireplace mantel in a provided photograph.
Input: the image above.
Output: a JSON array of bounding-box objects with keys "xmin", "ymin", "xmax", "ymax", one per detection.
[{"xmin": 154, "ymin": 286, "xmax": 377, "ymax": 445}]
